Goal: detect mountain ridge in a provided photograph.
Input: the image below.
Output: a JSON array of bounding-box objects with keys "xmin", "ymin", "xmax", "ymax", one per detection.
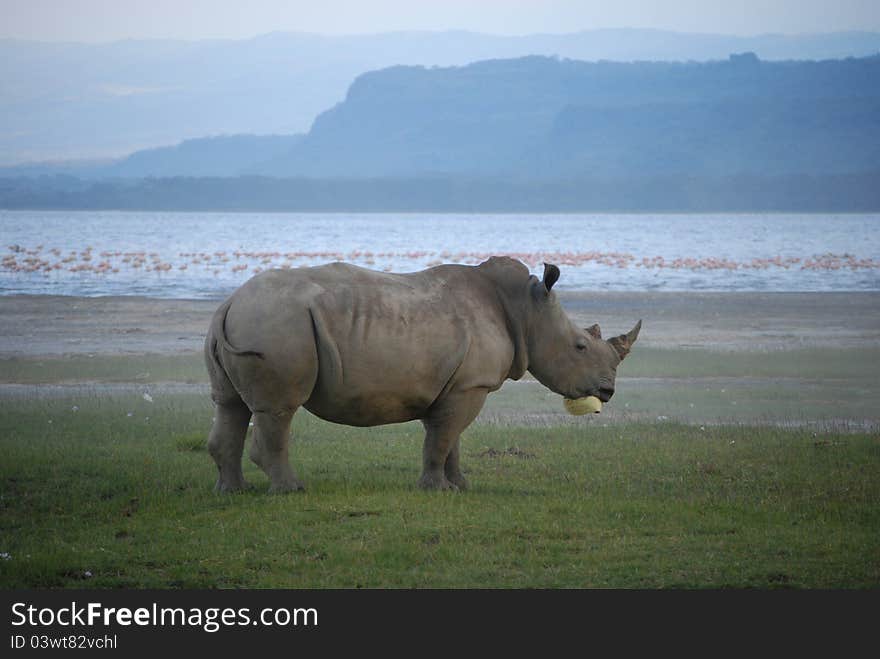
[
  {"xmin": 2, "ymin": 29, "xmax": 879, "ymax": 164},
  {"xmin": 251, "ymin": 53, "xmax": 880, "ymax": 179}
]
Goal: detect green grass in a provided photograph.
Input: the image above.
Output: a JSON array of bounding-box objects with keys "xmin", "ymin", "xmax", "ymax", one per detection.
[
  {"xmin": 4, "ymin": 347, "xmax": 878, "ymax": 429},
  {"xmin": 0, "ymin": 353, "xmax": 207, "ymax": 384},
  {"xmin": 480, "ymin": 378, "xmax": 880, "ymax": 429},
  {"xmin": 1, "ymin": 393, "xmax": 878, "ymax": 589}
]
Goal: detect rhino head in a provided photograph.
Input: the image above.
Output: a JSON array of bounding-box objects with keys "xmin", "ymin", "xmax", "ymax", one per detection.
[{"xmin": 525, "ymin": 263, "xmax": 641, "ymax": 402}]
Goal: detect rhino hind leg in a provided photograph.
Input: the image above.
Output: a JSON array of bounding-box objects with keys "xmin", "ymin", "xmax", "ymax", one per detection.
[
  {"xmin": 419, "ymin": 389, "xmax": 488, "ymax": 491},
  {"xmin": 207, "ymin": 397, "xmax": 252, "ymax": 493},
  {"xmin": 249, "ymin": 409, "xmax": 306, "ymax": 493}
]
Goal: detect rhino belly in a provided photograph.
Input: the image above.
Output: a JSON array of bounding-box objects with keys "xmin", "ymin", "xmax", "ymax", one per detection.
[
  {"xmin": 304, "ymin": 388, "xmax": 434, "ymax": 427},
  {"xmin": 291, "ymin": 265, "xmax": 476, "ymax": 426},
  {"xmin": 302, "ymin": 328, "xmax": 466, "ymax": 426}
]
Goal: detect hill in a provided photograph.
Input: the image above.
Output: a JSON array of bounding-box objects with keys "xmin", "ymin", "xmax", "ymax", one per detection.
[
  {"xmin": 0, "ymin": 135, "xmax": 304, "ymax": 179},
  {"xmin": 3, "ymin": 52, "xmax": 879, "ymax": 211},
  {"xmin": 2, "ymin": 29, "xmax": 879, "ymax": 164},
  {"xmin": 255, "ymin": 54, "xmax": 880, "ymax": 179},
  {"xmin": 99, "ymin": 134, "xmax": 303, "ymax": 178}
]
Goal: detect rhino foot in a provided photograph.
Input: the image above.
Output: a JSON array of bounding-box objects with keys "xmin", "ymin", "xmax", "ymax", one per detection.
[
  {"xmin": 268, "ymin": 479, "xmax": 306, "ymax": 494},
  {"xmin": 418, "ymin": 472, "xmax": 459, "ymax": 491},
  {"xmin": 214, "ymin": 477, "xmax": 251, "ymax": 494},
  {"xmin": 446, "ymin": 472, "xmax": 469, "ymax": 491}
]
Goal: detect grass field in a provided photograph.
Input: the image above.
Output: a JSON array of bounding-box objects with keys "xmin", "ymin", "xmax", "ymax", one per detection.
[
  {"xmin": 1, "ymin": 367, "xmax": 878, "ymax": 588},
  {"xmin": 7, "ymin": 346, "xmax": 877, "ymax": 428}
]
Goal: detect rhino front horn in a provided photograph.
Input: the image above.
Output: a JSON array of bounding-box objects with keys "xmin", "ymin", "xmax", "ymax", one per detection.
[{"xmin": 608, "ymin": 320, "xmax": 642, "ymax": 360}]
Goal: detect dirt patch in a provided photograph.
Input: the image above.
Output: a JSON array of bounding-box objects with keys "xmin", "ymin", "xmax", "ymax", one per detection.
[
  {"xmin": 478, "ymin": 447, "xmax": 537, "ymax": 459},
  {"xmin": 0, "ymin": 295, "xmax": 215, "ymax": 357},
  {"xmin": 2, "ymin": 291, "xmax": 879, "ymax": 357}
]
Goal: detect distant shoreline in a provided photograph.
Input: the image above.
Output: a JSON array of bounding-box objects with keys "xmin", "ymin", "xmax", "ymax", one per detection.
[
  {"xmin": 2, "ymin": 171, "xmax": 879, "ymax": 213},
  {"xmin": 4, "ymin": 208, "xmax": 880, "ymax": 216}
]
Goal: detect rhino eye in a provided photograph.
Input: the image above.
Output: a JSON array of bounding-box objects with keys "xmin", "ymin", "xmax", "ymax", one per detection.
[{"xmin": 576, "ymin": 341, "xmax": 587, "ymax": 352}]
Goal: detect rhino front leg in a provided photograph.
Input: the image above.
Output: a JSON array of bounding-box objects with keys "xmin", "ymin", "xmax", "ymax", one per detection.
[
  {"xmin": 419, "ymin": 389, "xmax": 488, "ymax": 491},
  {"xmin": 444, "ymin": 440, "xmax": 468, "ymax": 491},
  {"xmin": 250, "ymin": 409, "xmax": 305, "ymax": 493}
]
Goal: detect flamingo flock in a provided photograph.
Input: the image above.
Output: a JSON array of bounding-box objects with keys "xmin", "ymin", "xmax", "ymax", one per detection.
[{"xmin": 3, "ymin": 244, "xmax": 879, "ymax": 280}]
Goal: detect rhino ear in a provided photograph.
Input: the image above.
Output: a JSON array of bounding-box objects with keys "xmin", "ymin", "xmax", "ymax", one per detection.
[
  {"xmin": 586, "ymin": 323, "xmax": 602, "ymax": 339},
  {"xmin": 608, "ymin": 320, "xmax": 642, "ymax": 360},
  {"xmin": 542, "ymin": 263, "xmax": 560, "ymax": 292}
]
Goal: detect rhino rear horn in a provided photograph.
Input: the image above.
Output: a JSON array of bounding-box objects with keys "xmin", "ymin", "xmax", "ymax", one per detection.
[
  {"xmin": 608, "ymin": 320, "xmax": 642, "ymax": 360},
  {"xmin": 542, "ymin": 263, "xmax": 560, "ymax": 292}
]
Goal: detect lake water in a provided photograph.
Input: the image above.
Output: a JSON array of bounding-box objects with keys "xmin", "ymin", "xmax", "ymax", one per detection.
[{"xmin": 1, "ymin": 211, "xmax": 878, "ymax": 298}]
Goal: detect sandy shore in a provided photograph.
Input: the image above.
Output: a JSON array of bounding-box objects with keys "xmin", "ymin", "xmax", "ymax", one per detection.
[
  {"xmin": 1, "ymin": 291, "xmax": 878, "ymax": 357},
  {"xmin": 560, "ymin": 290, "xmax": 880, "ymax": 351}
]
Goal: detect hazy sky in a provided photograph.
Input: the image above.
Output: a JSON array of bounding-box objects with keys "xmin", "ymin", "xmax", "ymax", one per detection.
[{"xmin": 2, "ymin": 0, "xmax": 879, "ymax": 41}]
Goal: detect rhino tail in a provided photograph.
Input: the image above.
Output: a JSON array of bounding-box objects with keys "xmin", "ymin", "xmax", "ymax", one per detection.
[{"xmin": 211, "ymin": 299, "xmax": 265, "ymax": 359}]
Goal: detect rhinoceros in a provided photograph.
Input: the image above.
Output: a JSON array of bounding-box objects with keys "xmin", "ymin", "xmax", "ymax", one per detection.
[{"xmin": 204, "ymin": 256, "xmax": 640, "ymax": 492}]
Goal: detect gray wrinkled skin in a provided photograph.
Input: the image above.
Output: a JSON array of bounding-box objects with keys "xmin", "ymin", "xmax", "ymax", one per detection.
[{"xmin": 204, "ymin": 257, "xmax": 640, "ymax": 492}]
